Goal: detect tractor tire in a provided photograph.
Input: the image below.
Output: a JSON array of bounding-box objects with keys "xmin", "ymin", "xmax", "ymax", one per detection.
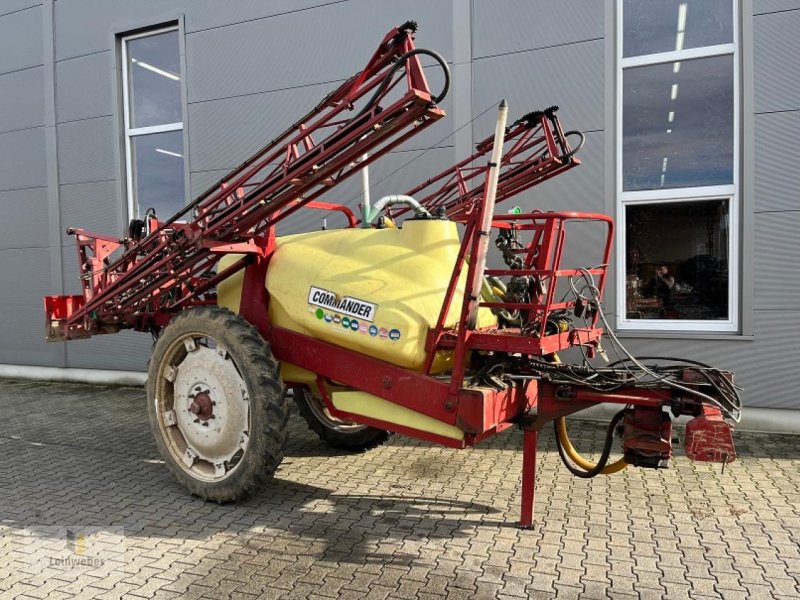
[
  {"xmin": 293, "ymin": 387, "xmax": 391, "ymax": 452},
  {"xmin": 147, "ymin": 306, "xmax": 287, "ymax": 503}
]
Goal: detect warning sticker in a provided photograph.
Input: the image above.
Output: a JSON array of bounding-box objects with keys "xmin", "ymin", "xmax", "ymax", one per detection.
[{"xmin": 308, "ymin": 286, "xmax": 377, "ymax": 322}]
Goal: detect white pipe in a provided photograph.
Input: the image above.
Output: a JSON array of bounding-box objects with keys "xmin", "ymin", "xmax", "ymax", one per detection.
[
  {"xmin": 361, "ymin": 153, "xmax": 370, "ymax": 220},
  {"xmin": 0, "ymin": 364, "xmax": 146, "ymax": 386},
  {"xmin": 466, "ymin": 99, "xmax": 508, "ymax": 329},
  {"xmin": 369, "ymin": 194, "xmax": 429, "ymax": 219}
]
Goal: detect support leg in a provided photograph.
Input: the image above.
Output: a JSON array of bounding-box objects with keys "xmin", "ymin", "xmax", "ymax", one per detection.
[{"xmin": 520, "ymin": 428, "xmax": 538, "ymax": 528}]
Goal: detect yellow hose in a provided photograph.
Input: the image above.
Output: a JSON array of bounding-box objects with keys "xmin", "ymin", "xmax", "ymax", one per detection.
[
  {"xmin": 491, "ymin": 286, "xmax": 506, "ymax": 299},
  {"xmin": 555, "ymin": 417, "xmax": 629, "ymax": 474}
]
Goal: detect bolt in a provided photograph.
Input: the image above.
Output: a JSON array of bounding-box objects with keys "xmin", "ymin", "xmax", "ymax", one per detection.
[
  {"xmin": 444, "ymin": 401, "xmax": 455, "ymax": 412},
  {"xmin": 382, "ymin": 376, "xmax": 392, "ymax": 389},
  {"xmin": 201, "ymin": 422, "xmax": 209, "ymax": 427}
]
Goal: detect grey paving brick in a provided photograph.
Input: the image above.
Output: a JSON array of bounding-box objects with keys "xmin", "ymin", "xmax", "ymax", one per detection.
[{"xmin": 1, "ymin": 379, "xmax": 799, "ymax": 600}]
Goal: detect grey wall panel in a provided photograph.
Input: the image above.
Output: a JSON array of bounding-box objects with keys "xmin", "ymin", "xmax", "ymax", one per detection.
[
  {"xmin": 56, "ymin": 116, "xmax": 116, "ymax": 185},
  {"xmin": 0, "ymin": 302, "xmax": 62, "ymax": 367},
  {"xmin": 53, "ymin": 0, "xmax": 332, "ymax": 59},
  {"xmin": 621, "ymin": 310, "xmax": 798, "ymax": 409},
  {"xmin": 56, "ymin": 51, "xmax": 113, "ymax": 123},
  {"xmin": 65, "ymin": 330, "xmax": 151, "ymax": 371},
  {"xmin": 0, "ymin": 187, "xmax": 49, "ymax": 249},
  {"xmin": 741, "ymin": 311, "xmax": 800, "ymax": 408},
  {"xmin": 473, "ymin": 40, "xmax": 604, "ymax": 137},
  {"xmin": 754, "ymin": 10, "xmax": 800, "ymax": 113},
  {"xmin": 472, "ymin": 0, "xmax": 603, "ymax": 59},
  {"xmin": 0, "ymin": 66, "xmax": 44, "ymax": 134},
  {"xmin": 513, "ymin": 131, "xmax": 605, "ymax": 215},
  {"xmin": 183, "ymin": 0, "xmax": 335, "ymax": 33},
  {"xmin": 754, "ymin": 210, "xmax": 800, "ymax": 311},
  {"xmin": 61, "ymin": 245, "xmax": 81, "ymax": 296},
  {"xmin": 1, "ymin": 1, "xmax": 41, "ymax": 18},
  {"xmin": 0, "ymin": 247, "xmax": 51, "ymax": 306},
  {"xmin": 754, "ymin": 112, "xmax": 800, "ymax": 213},
  {"xmin": 188, "ymin": 78, "xmax": 456, "ymax": 173},
  {"xmin": 754, "ymin": 1, "xmax": 800, "ymax": 14},
  {"xmin": 0, "ymin": 4, "xmax": 42, "ymax": 74},
  {"xmin": 190, "ymin": 169, "xmax": 229, "ymax": 198},
  {"xmin": 187, "ymin": 80, "xmax": 338, "ymax": 172},
  {"xmin": 0, "ymin": 127, "xmax": 46, "ymax": 191},
  {"xmin": 54, "ymin": 0, "xmax": 190, "ymax": 60},
  {"xmin": 59, "ymin": 181, "xmax": 122, "ymax": 245},
  {"xmin": 185, "ymin": 0, "xmax": 452, "ymax": 103}
]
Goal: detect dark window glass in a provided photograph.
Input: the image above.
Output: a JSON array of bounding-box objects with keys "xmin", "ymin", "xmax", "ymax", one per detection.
[
  {"xmin": 131, "ymin": 130, "xmax": 185, "ymax": 220},
  {"xmin": 623, "ymin": 55, "xmax": 733, "ymax": 191},
  {"xmin": 127, "ymin": 30, "xmax": 182, "ymax": 128},
  {"xmin": 625, "ymin": 199, "xmax": 729, "ymax": 320},
  {"xmin": 623, "ymin": 0, "xmax": 733, "ymax": 57}
]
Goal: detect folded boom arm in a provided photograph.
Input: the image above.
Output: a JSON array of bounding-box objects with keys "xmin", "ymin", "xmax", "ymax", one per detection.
[{"xmin": 46, "ymin": 22, "xmax": 447, "ymax": 341}]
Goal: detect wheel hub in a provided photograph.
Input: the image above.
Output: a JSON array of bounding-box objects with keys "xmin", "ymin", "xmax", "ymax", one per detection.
[
  {"xmin": 188, "ymin": 391, "xmax": 214, "ymax": 421},
  {"xmin": 170, "ymin": 344, "xmax": 250, "ymax": 469}
]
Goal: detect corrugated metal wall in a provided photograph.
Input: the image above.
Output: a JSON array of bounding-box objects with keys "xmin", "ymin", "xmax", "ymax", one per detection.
[
  {"xmin": 0, "ymin": 0, "xmax": 796, "ymax": 408},
  {"xmin": 0, "ymin": 1, "xmax": 56, "ymax": 367}
]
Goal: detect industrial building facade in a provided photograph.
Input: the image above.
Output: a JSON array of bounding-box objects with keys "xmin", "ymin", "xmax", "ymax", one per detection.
[{"xmin": 0, "ymin": 0, "xmax": 797, "ymax": 416}]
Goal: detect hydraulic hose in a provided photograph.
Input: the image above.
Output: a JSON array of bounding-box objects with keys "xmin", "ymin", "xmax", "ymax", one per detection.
[
  {"xmin": 554, "ymin": 411, "xmax": 628, "ymax": 478},
  {"xmin": 356, "ymin": 48, "xmax": 451, "ymax": 119},
  {"xmin": 560, "ymin": 130, "xmax": 585, "ymax": 160}
]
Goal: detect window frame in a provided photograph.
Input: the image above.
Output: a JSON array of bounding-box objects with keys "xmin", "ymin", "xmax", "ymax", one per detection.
[
  {"xmin": 615, "ymin": 0, "xmax": 739, "ymax": 333},
  {"xmin": 120, "ymin": 25, "xmax": 184, "ymax": 221}
]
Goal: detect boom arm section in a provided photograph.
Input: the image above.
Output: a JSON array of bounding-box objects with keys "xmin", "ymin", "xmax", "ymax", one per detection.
[
  {"xmin": 46, "ymin": 22, "xmax": 447, "ymax": 341},
  {"xmin": 392, "ymin": 106, "xmax": 582, "ymax": 221}
]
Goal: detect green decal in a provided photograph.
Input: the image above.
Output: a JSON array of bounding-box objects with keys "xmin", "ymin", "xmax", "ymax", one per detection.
[{"xmin": 315, "ymin": 308, "xmax": 324, "ymax": 319}]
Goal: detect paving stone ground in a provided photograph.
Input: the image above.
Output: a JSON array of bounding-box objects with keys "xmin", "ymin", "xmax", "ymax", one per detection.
[{"xmin": 0, "ymin": 377, "xmax": 799, "ymax": 600}]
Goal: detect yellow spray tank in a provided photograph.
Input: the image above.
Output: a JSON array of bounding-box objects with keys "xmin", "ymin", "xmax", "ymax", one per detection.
[
  {"xmin": 219, "ymin": 218, "xmax": 496, "ymax": 374},
  {"xmin": 217, "ymin": 218, "xmax": 497, "ymax": 440}
]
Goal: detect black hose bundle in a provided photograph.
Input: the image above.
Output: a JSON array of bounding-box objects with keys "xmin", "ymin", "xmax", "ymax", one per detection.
[{"xmin": 554, "ymin": 409, "xmax": 626, "ymax": 478}]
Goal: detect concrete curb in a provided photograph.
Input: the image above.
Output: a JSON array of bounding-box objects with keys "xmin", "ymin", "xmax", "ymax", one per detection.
[{"xmin": 0, "ymin": 364, "xmax": 147, "ymax": 386}]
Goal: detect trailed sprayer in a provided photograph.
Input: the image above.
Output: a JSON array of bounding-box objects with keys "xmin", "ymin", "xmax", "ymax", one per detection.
[{"xmin": 45, "ymin": 23, "xmax": 740, "ymax": 526}]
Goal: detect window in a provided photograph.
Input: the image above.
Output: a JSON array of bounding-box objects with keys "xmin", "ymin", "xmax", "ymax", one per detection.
[
  {"xmin": 121, "ymin": 26, "xmax": 185, "ymax": 221},
  {"xmin": 617, "ymin": 0, "xmax": 738, "ymax": 332}
]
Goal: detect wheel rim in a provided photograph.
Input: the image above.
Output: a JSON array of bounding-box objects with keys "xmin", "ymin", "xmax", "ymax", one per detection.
[
  {"xmin": 300, "ymin": 389, "xmax": 370, "ymax": 434},
  {"xmin": 154, "ymin": 333, "xmax": 250, "ymax": 482}
]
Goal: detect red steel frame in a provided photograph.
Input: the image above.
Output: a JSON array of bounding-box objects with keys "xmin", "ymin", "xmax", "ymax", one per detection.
[{"xmin": 45, "ymin": 26, "xmax": 736, "ymax": 528}]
